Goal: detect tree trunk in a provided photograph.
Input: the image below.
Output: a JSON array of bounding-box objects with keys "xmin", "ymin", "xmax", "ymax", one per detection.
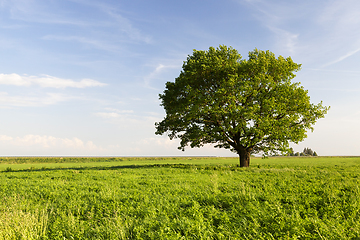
[{"xmin": 239, "ymin": 148, "xmax": 251, "ymax": 167}]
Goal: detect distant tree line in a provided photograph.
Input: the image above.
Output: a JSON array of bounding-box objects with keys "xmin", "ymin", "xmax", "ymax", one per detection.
[{"xmin": 289, "ymin": 148, "xmax": 318, "ymax": 156}]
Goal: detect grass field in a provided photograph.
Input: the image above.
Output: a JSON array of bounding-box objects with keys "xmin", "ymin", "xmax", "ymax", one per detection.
[{"xmin": 1, "ymin": 156, "xmax": 360, "ymax": 239}]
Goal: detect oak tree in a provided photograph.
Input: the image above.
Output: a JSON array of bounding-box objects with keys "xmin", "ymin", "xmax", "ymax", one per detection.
[{"xmin": 155, "ymin": 46, "xmax": 329, "ymax": 167}]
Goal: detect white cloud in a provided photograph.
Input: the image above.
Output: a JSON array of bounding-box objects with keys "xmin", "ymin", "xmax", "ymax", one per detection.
[
  {"xmin": 95, "ymin": 112, "xmax": 121, "ymax": 118},
  {"xmin": 0, "ymin": 92, "xmax": 72, "ymax": 107},
  {"xmin": 0, "ymin": 73, "xmax": 106, "ymax": 88},
  {"xmin": 95, "ymin": 108, "xmax": 134, "ymax": 119},
  {"xmin": 0, "ymin": 134, "xmax": 103, "ymax": 151},
  {"xmin": 139, "ymin": 137, "xmax": 176, "ymax": 146},
  {"xmin": 0, "ymin": 73, "xmax": 29, "ymax": 86},
  {"xmin": 0, "ymin": 135, "xmax": 13, "ymax": 141}
]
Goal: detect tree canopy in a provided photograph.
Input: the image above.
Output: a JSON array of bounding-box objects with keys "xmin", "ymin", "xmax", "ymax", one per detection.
[{"xmin": 155, "ymin": 46, "xmax": 329, "ymax": 167}]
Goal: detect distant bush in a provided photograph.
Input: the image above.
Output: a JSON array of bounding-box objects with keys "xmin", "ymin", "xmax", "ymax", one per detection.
[
  {"xmin": 289, "ymin": 148, "xmax": 318, "ymax": 156},
  {"xmin": 3, "ymin": 167, "xmax": 12, "ymax": 172}
]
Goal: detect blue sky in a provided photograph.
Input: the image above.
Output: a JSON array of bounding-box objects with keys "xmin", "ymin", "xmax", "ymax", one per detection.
[{"xmin": 0, "ymin": 0, "xmax": 359, "ymax": 156}]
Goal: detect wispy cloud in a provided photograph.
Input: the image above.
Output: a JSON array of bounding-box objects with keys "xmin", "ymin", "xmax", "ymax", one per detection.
[
  {"xmin": 42, "ymin": 35, "xmax": 120, "ymax": 52},
  {"xmin": 4, "ymin": 0, "xmax": 152, "ymax": 45},
  {"xmin": 143, "ymin": 64, "xmax": 166, "ymax": 90},
  {"xmin": 0, "ymin": 92, "xmax": 74, "ymax": 107},
  {"xmin": 322, "ymin": 47, "xmax": 360, "ymax": 67},
  {"xmin": 0, "ymin": 73, "xmax": 107, "ymax": 88},
  {"xmin": 318, "ymin": 0, "xmax": 360, "ymax": 28},
  {"xmin": 67, "ymin": 0, "xmax": 152, "ymax": 44},
  {"xmin": 104, "ymin": 9, "xmax": 152, "ymax": 44},
  {"xmin": 239, "ymin": 0, "xmax": 302, "ymax": 55},
  {"xmin": 3, "ymin": 0, "xmax": 90, "ymax": 26},
  {"xmin": 143, "ymin": 63, "xmax": 180, "ymax": 90},
  {"xmin": 317, "ymin": 0, "xmax": 360, "ymax": 66},
  {"xmin": 239, "ymin": 0, "xmax": 360, "ymax": 67},
  {"xmin": 267, "ymin": 27, "xmax": 299, "ymax": 55}
]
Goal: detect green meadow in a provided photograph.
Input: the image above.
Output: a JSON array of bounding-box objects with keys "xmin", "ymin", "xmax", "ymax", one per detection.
[{"xmin": 1, "ymin": 157, "xmax": 360, "ymax": 239}]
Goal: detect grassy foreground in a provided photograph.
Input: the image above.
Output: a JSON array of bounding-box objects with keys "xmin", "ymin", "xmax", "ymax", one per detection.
[{"xmin": 0, "ymin": 156, "xmax": 360, "ymax": 239}]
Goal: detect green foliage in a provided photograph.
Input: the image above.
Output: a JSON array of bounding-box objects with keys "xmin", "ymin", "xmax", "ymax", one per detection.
[
  {"xmin": 155, "ymin": 45, "xmax": 329, "ymax": 166},
  {"xmin": 1, "ymin": 157, "xmax": 360, "ymax": 239}
]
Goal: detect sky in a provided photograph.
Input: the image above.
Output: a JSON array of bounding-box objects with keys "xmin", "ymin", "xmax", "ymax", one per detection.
[{"xmin": 0, "ymin": 0, "xmax": 359, "ymax": 156}]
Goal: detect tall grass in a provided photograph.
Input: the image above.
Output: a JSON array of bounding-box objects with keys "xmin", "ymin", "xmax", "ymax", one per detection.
[
  {"xmin": 0, "ymin": 196, "xmax": 48, "ymax": 240},
  {"xmin": 0, "ymin": 157, "xmax": 360, "ymax": 239}
]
